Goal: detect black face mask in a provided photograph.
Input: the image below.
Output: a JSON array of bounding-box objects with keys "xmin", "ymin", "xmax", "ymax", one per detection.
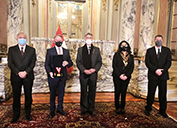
[
  {"xmin": 155, "ymin": 40, "xmax": 162, "ymax": 47},
  {"xmin": 55, "ymin": 41, "xmax": 62, "ymax": 47},
  {"xmin": 120, "ymin": 46, "xmax": 129, "ymax": 51}
]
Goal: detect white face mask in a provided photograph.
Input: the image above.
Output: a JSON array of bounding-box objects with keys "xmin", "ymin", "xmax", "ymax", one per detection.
[{"xmin": 86, "ymin": 39, "xmax": 92, "ymax": 45}]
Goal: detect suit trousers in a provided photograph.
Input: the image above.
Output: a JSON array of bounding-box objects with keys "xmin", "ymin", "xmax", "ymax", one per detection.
[
  {"xmin": 113, "ymin": 76, "xmax": 130, "ymax": 110},
  {"xmin": 145, "ymin": 79, "xmax": 167, "ymax": 113},
  {"xmin": 80, "ymin": 76, "xmax": 97, "ymax": 113},
  {"xmin": 11, "ymin": 78, "xmax": 33, "ymax": 117},
  {"xmin": 48, "ymin": 77, "xmax": 66, "ymax": 111}
]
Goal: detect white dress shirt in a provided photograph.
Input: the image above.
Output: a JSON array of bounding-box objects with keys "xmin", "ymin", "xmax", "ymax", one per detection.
[
  {"xmin": 18, "ymin": 44, "xmax": 26, "ymax": 52},
  {"xmin": 86, "ymin": 45, "xmax": 91, "ymax": 54},
  {"xmin": 55, "ymin": 46, "xmax": 63, "ymax": 55},
  {"xmin": 155, "ymin": 46, "xmax": 161, "ymax": 55}
]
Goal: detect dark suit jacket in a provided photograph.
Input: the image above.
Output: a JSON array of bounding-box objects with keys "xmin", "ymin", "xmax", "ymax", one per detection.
[
  {"xmin": 112, "ymin": 52, "xmax": 134, "ymax": 78},
  {"xmin": 76, "ymin": 44, "xmax": 102, "ymax": 80},
  {"xmin": 145, "ymin": 46, "xmax": 171, "ymax": 80},
  {"xmin": 45, "ymin": 47, "xmax": 73, "ymax": 78},
  {"xmin": 8, "ymin": 45, "xmax": 36, "ymax": 81}
]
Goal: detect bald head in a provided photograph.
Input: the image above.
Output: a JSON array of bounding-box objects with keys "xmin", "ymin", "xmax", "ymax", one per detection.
[{"xmin": 17, "ymin": 32, "xmax": 27, "ymax": 39}]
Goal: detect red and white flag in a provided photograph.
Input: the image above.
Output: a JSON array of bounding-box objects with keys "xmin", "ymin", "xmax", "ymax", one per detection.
[{"xmin": 52, "ymin": 25, "xmax": 73, "ymax": 74}]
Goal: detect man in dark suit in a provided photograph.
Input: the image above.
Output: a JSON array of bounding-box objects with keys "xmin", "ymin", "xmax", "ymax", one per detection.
[
  {"xmin": 45, "ymin": 34, "xmax": 73, "ymax": 118},
  {"xmin": 8, "ymin": 32, "xmax": 36, "ymax": 123},
  {"xmin": 144, "ymin": 35, "xmax": 171, "ymax": 118},
  {"xmin": 76, "ymin": 33, "xmax": 102, "ymax": 116}
]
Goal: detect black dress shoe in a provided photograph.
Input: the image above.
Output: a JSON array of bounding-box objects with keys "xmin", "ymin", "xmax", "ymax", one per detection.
[
  {"xmin": 120, "ymin": 109, "xmax": 125, "ymax": 114},
  {"xmin": 49, "ymin": 111, "xmax": 55, "ymax": 118},
  {"xmin": 81, "ymin": 111, "xmax": 87, "ymax": 116},
  {"xmin": 88, "ymin": 111, "xmax": 95, "ymax": 116},
  {"xmin": 115, "ymin": 109, "xmax": 121, "ymax": 114},
  {"xmin": 160, "ymin": 112, "xmax": 169, "ymax": 118},
  {"xmin": 26, "ymin": 115, "xmax": 33, "ymax": 121},
  {"xmin": 57, "ymin": 110, "xmax": 67, "ymax": 116},
  {"xmin": 144, "ymin": 109, "xmax": 150, "ymax": 116},
  {"xmin": 11, "ymin": 116, "xmax": 19, "ymax": 123}
]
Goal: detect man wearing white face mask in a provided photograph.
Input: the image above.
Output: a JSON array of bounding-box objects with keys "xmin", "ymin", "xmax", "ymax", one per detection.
[
  {"xmin": 8, "ymin": 32, "xmax": 36, "ymax": 123},
  {"xmin": 144, "ymin": 35, "xmax": 171, "ymax": 118},
  {"xmin": 76, "ymin": 33, "xmax": 102, "ymax": 116}
]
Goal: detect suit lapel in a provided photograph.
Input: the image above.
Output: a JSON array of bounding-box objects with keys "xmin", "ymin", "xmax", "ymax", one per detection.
[
  {"xmin": 15, "ymin": 45, "xmax": 23, "ymax": 60},
  {"xmin": 91, "ymin": 46, "xmax": 96, "ymax": 64},
  {"xmin": 62, "ymin": 48, "xmax": 66, "ymax": 60},
  {"xmin": 152, "ymin": 47, "xmax": 158, "ymax": 60},
  {"xmin": 22, "ymin": 45, "xmax": 29, "ymax": 59},
  {"xmin": 158, "ymin": 46, "xmax": 164, "ymax": 60},
  {"xmin": 53, "ymin": 47, "xmax": 58, "ymax": 55}
]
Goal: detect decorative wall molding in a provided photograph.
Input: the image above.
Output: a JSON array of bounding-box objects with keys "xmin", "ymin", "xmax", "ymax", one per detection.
[
  {"xmin": 31, "ymin": 0, "xmax": 36, "ymax": 7},
  {"xmin": 88, "ymin": 0, "xmax": 91, "ymax": 13},
  {"xmin": 102, "ymin": 0, "xmax": 107, "ymax": 11},
  {"xmin": 167, "ymin": 0, "xmax": 172, "ymax": 14},
  {"xmin": 114, "ymin": 0, "xmax": 120, "ymax": 11},
  {"xmin": 49, "ymin": 0, "xmax": 52, "ymax": 12}
]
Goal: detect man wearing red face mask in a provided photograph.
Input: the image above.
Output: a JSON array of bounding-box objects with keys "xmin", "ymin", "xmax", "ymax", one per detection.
[{"xmin": 45, "ymin": 34, "xmax": 73, "ymax": 118}]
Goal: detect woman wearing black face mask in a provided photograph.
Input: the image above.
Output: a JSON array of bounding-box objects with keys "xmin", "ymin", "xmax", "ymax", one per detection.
[{"xmin": 112, "ymin": 40, "xmax": 134, "ymax": 114}]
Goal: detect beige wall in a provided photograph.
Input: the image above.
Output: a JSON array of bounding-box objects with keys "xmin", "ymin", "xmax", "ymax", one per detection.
[
  {"xmin": 157, "ymin": 0, "xmax": 169, "ymax": 46},
  {"xmin": 171, "ymin": 2, "xmax": 177, "ymax": 49},
  {"xmin": 134, "ymin": 0, "xmax": 142, "ymax": 49},
  {"xmin": 170, "ymin": 1, "xmax": 177, "ymax": 59},
  {"xmin": 0, "ymin": 0, "xmax": 7, "ymax": 45}
]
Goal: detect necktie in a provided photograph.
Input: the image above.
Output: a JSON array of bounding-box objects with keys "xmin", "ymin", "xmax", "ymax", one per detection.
[
  {"xmin": 58, "ymin": 48, "xmax": 61, "ymax": 55},
  {"xmin": 21, "ymin": 47, "xmax": 24, "ymax": 56},
  {"xmin": 157, "ymin": 48, "xmax": 160, "ymax": 59},
  {"xmin": 88, "ymin": 47, "xmax": 91, "ymax": 55}
]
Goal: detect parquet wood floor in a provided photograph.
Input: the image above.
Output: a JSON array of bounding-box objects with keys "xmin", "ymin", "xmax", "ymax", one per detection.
[{"xmin": 1, "ymin": 93, "xmax": 177, "ymax": 121}]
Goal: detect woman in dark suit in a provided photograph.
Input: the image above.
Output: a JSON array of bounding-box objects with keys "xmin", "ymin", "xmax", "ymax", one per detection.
[{"xmin": 112, "ymin": 40, "xmax": 134, "ymax": 114}]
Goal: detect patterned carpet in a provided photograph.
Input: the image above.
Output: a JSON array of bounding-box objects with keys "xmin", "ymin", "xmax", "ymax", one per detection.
[{"xmin": 0, "ymin": 101, "xmax": 177, "ymax": 128}]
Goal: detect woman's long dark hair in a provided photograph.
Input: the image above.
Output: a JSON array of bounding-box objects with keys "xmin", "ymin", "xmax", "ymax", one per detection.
[{"xmin": 117, "ymin": 40, "xmax": 132, "ymax": 54}]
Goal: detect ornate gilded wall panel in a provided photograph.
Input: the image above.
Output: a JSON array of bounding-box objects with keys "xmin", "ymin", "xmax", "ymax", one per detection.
[
  {"xmin": 71, "ymin": 4, "xmax": 83, "ymax": 38},
  {"xmin": 56, "ymin": 2, "xmax": 69, "ymax": 37}
]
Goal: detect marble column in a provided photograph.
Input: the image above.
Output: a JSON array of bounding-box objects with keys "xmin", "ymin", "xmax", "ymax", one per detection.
[
  {"xmin": 138, "ymin": 0, "xmax": 159, "ymax": 56},
  {"xmin": 118, "ymin": 0, "xmax": 137, "ymax": 53},
  {"xmin": 7, "ymin": 0, "xmax": 23, "ymax": 47},
  {"xmin": 0, "ymin": 63, "xmax": 11, "ymax": 101},
  {"xmin": 31, "ymin": 38, "xmax": 47, "ymax": 62}
]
